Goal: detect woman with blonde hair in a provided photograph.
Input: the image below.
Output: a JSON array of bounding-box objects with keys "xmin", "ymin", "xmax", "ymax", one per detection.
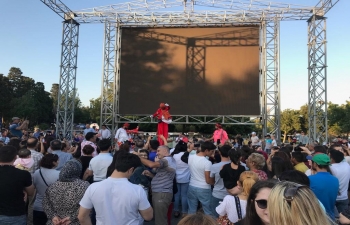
[
  {"xmin": 268, "ymin": 181, "xmax": 337, "ymax": 225},
  {"xmin": 247, "ymin": 153, "xmax": 268, "ymax": 180},
  {"xmin": 216, "ymin": 171, "xmax": 259, "ymax": 224},
  {"xmin": 178, "ymin": 213, "xmax": 217, "ymax": 225}
]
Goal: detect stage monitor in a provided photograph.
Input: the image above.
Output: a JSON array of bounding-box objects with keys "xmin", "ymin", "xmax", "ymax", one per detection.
[{"xmin": 119, "ymin": 26, "xmax": 260, "ymax": 115}]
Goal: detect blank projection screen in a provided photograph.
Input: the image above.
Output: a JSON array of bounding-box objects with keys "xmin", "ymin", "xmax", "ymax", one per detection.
[{"xmin": 119, "ymin": 26, "xmax": 260, "ymax": 115}]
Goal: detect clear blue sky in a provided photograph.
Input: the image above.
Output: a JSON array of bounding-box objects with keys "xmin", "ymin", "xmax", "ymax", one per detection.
[{"xmin": 1, "ymin": 0, "xmax": 349, "ymax": 110}]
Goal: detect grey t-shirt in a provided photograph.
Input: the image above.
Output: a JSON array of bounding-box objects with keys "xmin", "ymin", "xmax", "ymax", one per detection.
[
  {"xmin": 33, "ymin": 167, "xmax": 60, "ymax": 211},
  {"xmin": 210, "ymin": 161, "xmax": 231, "ymax": 199},
  {"xmin": 151, "ymin": 157, "xmax": 176, "ymax": 193}
]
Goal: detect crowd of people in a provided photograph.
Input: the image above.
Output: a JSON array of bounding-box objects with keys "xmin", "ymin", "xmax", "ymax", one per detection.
[{"xmin": 1, "ymin": 117, "xmax": 350, "ymax": 225}]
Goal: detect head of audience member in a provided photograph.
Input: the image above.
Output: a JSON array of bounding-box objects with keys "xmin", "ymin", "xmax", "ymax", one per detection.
[
  {"xmin": 156, "ymin": 145, "xmax": 170, "ymax": 159},
  {"xmin": 40, "ymin": 153, "xmax": 59, "ymax": 169},
  {"xmin": 268, "ymin": 181, "xmax": 332, "ymax": 225},
  {"xmin": 119, "ymin": 143, "xmax": 130, "ymax": 153},
  {"xmin": 273, "ymin": 151, "xmax": 291, "ymax": 162},
  {"xmin": 171, "ymin": 140, "xmax": 187, "ymax": 156},
  {"xmin": 278, "ymin": 170, "xmax": 310, "ymax": 186},
  {"xmin": 240, "ymin": 145, "xmax": 255, "ymax": 161},
  {"xmin": 7, "ymin": 138, "xmax": 21, "ymax": 151},
  {"xmin": 0, "ymin": 145, "xmax": 18, "ymax": 163},
  {"xmin": 235, "ymin": 171, "xmax": 259, "ymax": 196},
  {"xmin": 135, "ymin": 140, "xmax": 144, "ymax": 150},
  {"xmin": 291, "ymin": 151, "xmax": 305, "ymax": 166},
  {"xmin": 98, "ymin": 139, "xmax": 111, "ymax": 152},
  {"xmin": 228, "ymin": 148, "xmax": 241, "ymax": 165},
  {"xmin": 18, "ymin": 149, "xmax": 31, "ymax": 159},
  {"xmin": 311, "ymin": 153, "xmax": 331, "ymax": 173},
  {"xmin": 270, "ymin": 157, "xmax": 294, "ymax": 179},
  {"xmin": 50, "ymin": 139, "xmax": 62, "ymax": 151},
  {"xmin": 245, "ymin": 180, "xmax": 277, "ymax": 225},
  {"xmin": 1, "ymin": 129, "xmax": 8, "ymax": 137},
  {"xmin": 138, "ymin": 149, "xmax": 149, "ymax": 159},
  {"xmin": 329, "ymin": 149, "xmax": 344, "ymax": 164},
  {"xmin": 178, "ymin": 213, "xmax": 217, "ymax": 225},
  {"xmin": 59, "ymin": 160, "xmax": 82, "ymax": 182},
  {"xmin": 251, "ymin": 132, "xmax": 257, "ymax": 137},
  {"xmin": 200, "ymin": 141, "xmax": 216, "ymax": 157},
  {"xmin": 247, "ymin": 153, "xmax": 266, "ymax": 170},
  {"xmin": 114, "ymin": 153, "xmax": 141, "ymax": 178},
  {"xmin": 82, "ymin": 145, "xmax": 94, "ymax": 156},
  {"xmin": 149, "ymin": 139, "xmax": 160, "ymax": 151},
  {"xmin": 314, "ymin": 145, "xmax": 327, "ymax": 154},
  {"xmin": 26, "ymin": 137, "xmax": 38, "ymax": 150},
  {"xmin": 218, "ymin": 144, "xmax": 231, "ymax": 159},
  {"xmin": 85, "ymin": 124, "xmax": 90, "ymax": 129},
  {"xmin": 85, "ymin": 132, "xmax": 97, "ymax": 143}
]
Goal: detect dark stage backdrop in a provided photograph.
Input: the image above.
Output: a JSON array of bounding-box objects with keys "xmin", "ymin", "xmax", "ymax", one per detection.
[{"xmin": 119, "ymin": 26, "xmax": 260, "ymax": 115}]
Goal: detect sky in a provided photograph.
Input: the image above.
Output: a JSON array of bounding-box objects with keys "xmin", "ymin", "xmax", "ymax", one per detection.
[{"xmin": 0, "ymin": 0, "xmax": 349, "ymax": 111}]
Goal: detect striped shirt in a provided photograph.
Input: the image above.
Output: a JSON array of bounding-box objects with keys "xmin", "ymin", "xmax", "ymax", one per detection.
[
  {"xmin": 28, "ymin": 149, "xmax": 43, "ymax": 174},
  {"xmin": 151, "ymin": 157, "xmax": 176, "ymax": 193}
]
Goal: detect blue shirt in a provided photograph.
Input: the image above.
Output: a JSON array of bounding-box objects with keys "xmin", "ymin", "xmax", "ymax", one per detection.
[
  {"xmin": 52, "ymin": 150, "xmax": 73, "ymax": 171},
  {"xmin": 83, "ymin": 128, "xmax": 95, "ymax": 136},
  {"xmin": 309, "ymin": 172, "xmax": 339, "ymax": 220},
  {"xmin": 9, "ymin": 123, "xmax": 22, "ymax": 138},
  {"xmin": 149, "ymin": 151, "xmax": 157, "ymax": 162}
]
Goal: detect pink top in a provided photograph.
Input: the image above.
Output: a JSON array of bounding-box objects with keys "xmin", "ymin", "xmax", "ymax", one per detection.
[
  {"xmin": 14, "ymin": 158, "xmax": 34, "ymax": 170},
  {"xmin": 213, "ymin": 129, "xmax": 228, "ymax": 144}
]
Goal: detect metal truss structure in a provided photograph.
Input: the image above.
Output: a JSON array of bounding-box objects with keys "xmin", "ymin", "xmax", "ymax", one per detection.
[
  {"xmin": 38, "ymin": 0, "xmax": 340, "ymax": 141},
  {"xmin": 261, "ymin": 19, "xmax": 280, "ymax": 142},
  {"xmin": 308, "ymin": 12, "xmax": 328, "ymax": 144}
]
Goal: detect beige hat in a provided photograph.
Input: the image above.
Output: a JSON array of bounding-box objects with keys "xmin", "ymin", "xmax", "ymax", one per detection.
[{"xmin": 12, "ymin": 117, "xmax": 20, "ymax": 121}]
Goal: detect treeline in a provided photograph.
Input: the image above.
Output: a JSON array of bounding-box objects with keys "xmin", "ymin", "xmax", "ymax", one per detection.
[
  {"xmin": 280, "ymin": 102, "xmax": 350, "ymax": 141},
  {"xmin": 0, "ymin": 67, "xmax": 93, "ymax": 130}
]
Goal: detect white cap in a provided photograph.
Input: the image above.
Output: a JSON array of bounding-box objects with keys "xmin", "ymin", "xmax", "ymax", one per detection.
[{"xmin": 251, "ymin": 132, "xmax": 256, "ymax": 135}]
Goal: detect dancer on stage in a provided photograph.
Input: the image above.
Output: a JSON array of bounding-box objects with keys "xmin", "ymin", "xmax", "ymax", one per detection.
[
  {"xmin": 151, "ymin": 103, "xmax": 172, "ymax": 145},
  {"xmin": 208, "ymin": 123, "xmax": 228, "ymax": 146}
]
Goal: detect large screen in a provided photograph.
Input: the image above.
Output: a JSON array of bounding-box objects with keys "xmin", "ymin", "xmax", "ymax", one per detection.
[{"xmin": 119, "ymin": 26, "xmax": 260, "ymax": 115}]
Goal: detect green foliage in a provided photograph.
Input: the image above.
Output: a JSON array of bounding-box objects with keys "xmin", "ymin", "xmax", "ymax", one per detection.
[{"xmin": 328, "ymin": 101, "xmax": 350, "ymax": 136}]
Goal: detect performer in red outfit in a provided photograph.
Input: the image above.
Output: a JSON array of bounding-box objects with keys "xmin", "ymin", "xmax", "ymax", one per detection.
[{"xmin": 151, "ymin": 103, "xmax": 172, "ymax": 145}]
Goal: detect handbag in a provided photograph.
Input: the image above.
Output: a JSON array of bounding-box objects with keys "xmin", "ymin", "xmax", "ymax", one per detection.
[{"xmin": 217, "ymin": 196, "xmax": 242, "ymax": 225}]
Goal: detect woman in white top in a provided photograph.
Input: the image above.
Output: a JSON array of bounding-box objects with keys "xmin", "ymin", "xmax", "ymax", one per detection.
[
  {"xmin": 216, "ymin": 171, "xmax": 258, "ymax": 223},
  {"xmin": 171, "ymin": 140, "xmax": 191, "ymax": 218},
  {"xmin": 33, "ymin": 153, "xmax": 60, "ymax": 225}
]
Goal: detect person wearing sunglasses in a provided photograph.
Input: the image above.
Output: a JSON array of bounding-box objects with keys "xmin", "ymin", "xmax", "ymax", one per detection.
[
  {"xmin": 268, "ymin": 181, "xmax": 337, "ymax": 225},
  {"xmin": 244, "ymin": 180, "xmax": 277, "ymax": 225}
]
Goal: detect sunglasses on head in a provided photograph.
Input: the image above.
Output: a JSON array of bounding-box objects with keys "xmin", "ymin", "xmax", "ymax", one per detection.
[{"xmin": 283, "ymin": 183, "xmax": 307, "ymax": 203}]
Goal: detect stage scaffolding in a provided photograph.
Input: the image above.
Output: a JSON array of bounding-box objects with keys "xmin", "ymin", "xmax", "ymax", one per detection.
[{"xmin": 39, "ymin": 0, "xmax": 340, "ymax": 143}]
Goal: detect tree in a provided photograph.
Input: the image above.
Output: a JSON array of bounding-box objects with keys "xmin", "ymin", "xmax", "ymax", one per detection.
[
  {"xmin": 280, "ymin": 109, "xmax": 302, "ymax": 143},
  {"xmin": 328, "ymin": 101, "xmax": 350, "ymax": 136},
  {"xmin": 50, "ymin": 83, "xmax": 59, "ymax": 115},
  {"xmin": 8, "ymin": 67, "xmax": 34, "ymax": 98},
  {"xmin": 89, "ymin": 97, "xmax": 101, "ymax": 123},
  {"xmin": 0, "ymin": 74, "xmax": 13, "ymax": 120}
]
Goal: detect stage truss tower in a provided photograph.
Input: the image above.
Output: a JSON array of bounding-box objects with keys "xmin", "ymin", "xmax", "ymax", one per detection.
[{"xmin": 39, "ymin": 0, "xmax": 340, "ymax": 142}]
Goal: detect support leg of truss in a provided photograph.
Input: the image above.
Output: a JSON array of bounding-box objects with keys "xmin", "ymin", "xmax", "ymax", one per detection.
[
  {"xmin": 56, "ymin": 19, "xmax": 79, "ymax": 141},
  {"xmin": 308, "ymin": 13, "xmax": 328, "ymax": 144},
  {"xmin": 261, "ymin": 20, "xmax": 281, "ymax": 143}
]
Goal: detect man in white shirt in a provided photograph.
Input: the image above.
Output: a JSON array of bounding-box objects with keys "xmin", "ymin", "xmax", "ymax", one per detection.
[
  {"xmin": 182, "ymin": 141, "xmax": 216, "ymax": 216},
  {"xmin": 83, "ymin": 139, "xmax": 113, "ymax": 182},
  {"xmin": 115, "ymin": 123, "xmax": 130, "ymax": 148},
  {"xmin": 98, "ymin": 124, "xmax": 111, "ymax": 140},
  {"xmin": 329, "ymin": 149, "xmax": 350, "ymax": 214},
  {"xmin": 78, "ymin": 153, "xmax": 153, "ymax": 225},
  {"xmin": 251, "ymin": 132, "xmax": 259, "ymax": 146}
]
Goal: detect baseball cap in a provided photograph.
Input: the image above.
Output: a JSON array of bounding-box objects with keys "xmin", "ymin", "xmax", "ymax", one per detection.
[
  {"xmin": 123, "ymin": 123, "xmax": 130, "ymax": 128},
  {"xmin": 12, "ymin": 117, "xmax": 20, "ymax": 121},
  {"xmin": 251, "ymin": 132, "xmax": 256, "ymax": 135},
  {"xmin": 311, "ymin": 154, "xmax": 331, "ymax": 166}
]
